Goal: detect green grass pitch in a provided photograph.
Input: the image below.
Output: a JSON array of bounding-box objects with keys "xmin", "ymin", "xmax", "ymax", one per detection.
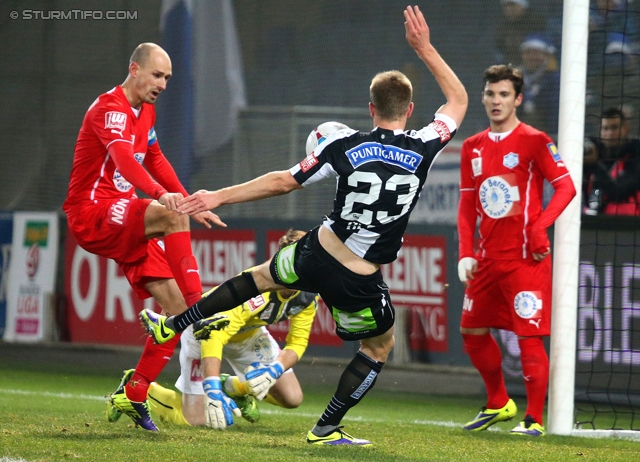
[{"xmin": 1, "ymin": 367, "xmax": 639, "ymax": 461}]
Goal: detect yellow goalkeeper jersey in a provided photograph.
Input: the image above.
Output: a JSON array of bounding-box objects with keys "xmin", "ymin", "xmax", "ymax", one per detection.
[{"xmin": 199, "ymin": 286, "xmax": 319, "ymax": 361}]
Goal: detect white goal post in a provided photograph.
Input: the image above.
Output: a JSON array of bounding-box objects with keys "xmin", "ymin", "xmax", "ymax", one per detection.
[
  {"xmin": 548, "ymin": 0, "xmax": 589, "ymax": 437},
  {"xmin": 549, "ymin": 0, "xmax": 640, "ymax": 441}
]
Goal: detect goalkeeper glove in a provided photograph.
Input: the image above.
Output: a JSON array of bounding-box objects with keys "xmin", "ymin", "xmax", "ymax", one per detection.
[
  {"xmin": 203, "ymin": 376, "xmax": 241, "ymax": 430},
  {"xmin": 457, "ymin": 257, "xmax": 478, "ymax": 284},
  {"xmin": 244, "ymin": 361, "xmax": 284, "ymax": 400}
]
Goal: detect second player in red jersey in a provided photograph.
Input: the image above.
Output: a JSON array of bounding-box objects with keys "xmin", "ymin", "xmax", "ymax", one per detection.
[{"xmin": 457, "ymin": 65, "xmax": 575, "ymax": 437}]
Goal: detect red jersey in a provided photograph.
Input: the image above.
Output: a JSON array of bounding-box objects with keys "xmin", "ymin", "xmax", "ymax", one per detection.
[
  {"xmin": 458, "ymin": 123, "xmax": 570, "ymax": 260},
  {"xmin": 63, "ymin": 86, "xmax": 186, "ymax": 213}
]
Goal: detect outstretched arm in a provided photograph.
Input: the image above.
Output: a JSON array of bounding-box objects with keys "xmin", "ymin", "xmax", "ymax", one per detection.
[
  {"xmin": 177, "ymin": 170, "xmax": 302, "ymax": 215},
  {"xmin": 404, "ymin": 5, "xmax": 468, "ymax": 127}
]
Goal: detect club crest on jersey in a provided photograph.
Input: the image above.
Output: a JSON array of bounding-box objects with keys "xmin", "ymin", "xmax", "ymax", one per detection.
[
  {"xmin": 547, "ymin": 142, "xmax": 561, "ymax": 162},
  {"xmin": 105, "ymin": 111, "xmax": 127, "ymax": 135},
  {"xmin": 346, "ymin": 142, "xmax": 422, "ymax": 173},
  {"xmin": 431, "ymin": 119, "xmax": 451, "ymax": 142},
  {"xmin": 471, "ymin": 157, "xmax": 482, "ymax": 177},
  {"xmin": 514, "ymin": 291, "xmax": 542, "ymax": 319},
  {"xmin": 479, "ymin": 175, "xmax": 521, "ymax": 219},
  {"xmin": 503, "ymin": 152, "xmax": 519, "ymax": 169}
]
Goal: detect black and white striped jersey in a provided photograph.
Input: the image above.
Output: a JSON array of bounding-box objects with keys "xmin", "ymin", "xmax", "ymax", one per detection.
[{"xmin": 289, "ymin": 113, "xmax": 457, "ymax": 264}]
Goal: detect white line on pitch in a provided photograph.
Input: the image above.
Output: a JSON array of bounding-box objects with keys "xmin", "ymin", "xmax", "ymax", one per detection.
[{"xmin": 0, "ymin": 388, "xmax": 502, "ymax": 432}]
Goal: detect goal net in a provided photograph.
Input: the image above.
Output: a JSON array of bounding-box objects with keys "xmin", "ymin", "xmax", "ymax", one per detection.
[{"xmin": 550, "ymin": 0, "xmax": 640, "ymax": 439}]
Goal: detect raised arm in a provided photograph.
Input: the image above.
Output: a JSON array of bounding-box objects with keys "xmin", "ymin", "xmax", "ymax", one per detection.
[
  {"xmin": 177, "ymin": 170, "xmax": 302, "ymax": 215},
  {"xmin": 404, "ymin": 5, "xmax": 468, "ymax": 127}
]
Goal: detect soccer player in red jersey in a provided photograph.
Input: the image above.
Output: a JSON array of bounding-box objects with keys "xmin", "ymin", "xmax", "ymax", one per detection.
[
  {"xmin": 457, "ymin": 65, "xmax": 576, "ymax": 436},
  {"xmin": 63, "ymin": 43, "xmax": 225, "ymax": 430}
]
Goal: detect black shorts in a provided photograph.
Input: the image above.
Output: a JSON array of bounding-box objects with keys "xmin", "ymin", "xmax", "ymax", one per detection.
[{"xmin": 269, "ymin": 226, "xmax": 395, "ymax": 340}]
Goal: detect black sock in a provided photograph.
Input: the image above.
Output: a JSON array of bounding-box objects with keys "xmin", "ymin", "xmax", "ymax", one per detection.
[
  {"xmin": 314, "ymin": 351, "xmax": 384, "ymax": 431},
  {"xmin": 171, "ymin": 272, "xmax": 259, "ymax": 332}
]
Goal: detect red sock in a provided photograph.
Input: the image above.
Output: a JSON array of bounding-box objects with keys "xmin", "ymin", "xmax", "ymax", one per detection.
[
  {"xmin": 519, "ymin": 337, "xmax": 549, "ymax": 425},
  {"xmin": 462, "ymin": 333, "xmax": 509, "ymax": 409},
  {"xmin": 164, "ymin": 231, "xmax": 202, "ymax": 307},
  {"xmin": 125, "ymin": 334, "xmax": 181, "ymax": 402}
]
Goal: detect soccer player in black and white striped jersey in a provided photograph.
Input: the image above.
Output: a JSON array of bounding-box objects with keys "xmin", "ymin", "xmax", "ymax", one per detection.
[{"xmin": 142, "ymin": 5, "xmax": 468, "ymax": 445}]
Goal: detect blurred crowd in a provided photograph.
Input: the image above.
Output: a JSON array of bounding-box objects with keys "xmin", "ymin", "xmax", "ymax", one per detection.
[{"xmin": 495, "ymin": 0, "xmax": 640, "ymax": 216}]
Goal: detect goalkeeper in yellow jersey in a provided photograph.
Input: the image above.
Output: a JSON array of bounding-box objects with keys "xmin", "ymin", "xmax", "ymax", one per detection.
[{"xmin": 108, "ymin": 229, "xmax": 319, "ymax": 429}]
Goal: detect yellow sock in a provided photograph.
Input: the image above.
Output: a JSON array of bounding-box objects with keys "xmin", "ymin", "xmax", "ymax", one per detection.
[
  {"xmin": 226, "ymin": 376, "xmax": 251, "ymax": 397},
  {"xmin": 147, "ymin": 382, "xmax": 190, "ymax": 426},
  {"xmin": 263, "ymin": 394, "xmax": 284, "ymax": 407}
]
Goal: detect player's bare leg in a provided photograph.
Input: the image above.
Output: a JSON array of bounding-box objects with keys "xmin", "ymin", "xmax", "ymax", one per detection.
[{"xmin": 265, "ymin": 372, "xmax": 303, "ymax": 408}]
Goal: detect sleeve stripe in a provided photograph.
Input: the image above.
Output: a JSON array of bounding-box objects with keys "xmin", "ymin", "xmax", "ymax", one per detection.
[{"xmin": 549, "ymin": 172, "xmax": 571, "ymax": 184}]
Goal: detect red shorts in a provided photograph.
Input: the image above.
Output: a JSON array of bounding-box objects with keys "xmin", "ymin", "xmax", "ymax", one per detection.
[
  {"xmin": 460, "ymin": 257, "xmax": 552, "ymax": 337},
  {"xmin": 66, "ymin": 198, "xmax": 172, "ymax": 299}
]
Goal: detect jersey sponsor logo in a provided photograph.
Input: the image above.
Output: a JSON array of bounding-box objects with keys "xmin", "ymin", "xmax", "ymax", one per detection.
[
  {"xmin": 503, "ymin": 152, "xmax": 519, "ymax": 169},
  {"xmin": 547, "ymin": 143, "xmax": 561, "ymax": 162},
  {"xmin": 479, "ymin": 175, "xmax": 521, "ymax": 219},
  {"xmin": 431, "ymin": 119, "xmax": 451, "ymax": 142},
  {"xmin": 190, "ymin": 358, "xmax": 204, "ymax": 382},
  {"xmin": 247, "ymin": 294, "xmax": 266, "ymax": 312},
  {"xmin": 148, "ymin": 127, "xmax": 157, "ymax": 146},
  {"xmin": 299, "ymin": 152, "xmax": 318, "ymax": 172},
  {"xmin": 105, "ymin": 111, "xmax": 127, "ymax": 136},
  {"xmin": 462, "ymin": 295, "xmax": 474, "ymax": 312},
  {"xmin": 514, "ymin": 291, "xmax": 542, "ymax": 319},
  {"xmin": 108, "ymin": 198, "xmax": 131, "ymax": 225},
  {"xmin": 471, "ymin": 157, "xmax": 482, "ymax": 177},
  {"xmin": 346, "ymin": 142, "xmax": 423, "ymax": 173},
  {"xmin": 112, "ymin": 153, "xmax": 144, "ymax": 192}
]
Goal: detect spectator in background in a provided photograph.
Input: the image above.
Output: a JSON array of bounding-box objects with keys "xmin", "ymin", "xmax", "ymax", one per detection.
[
  {"xmin": 496, "ymin": 0, "xmax": 546, "ymax": 65},
  {"xmin": 587, "ymin": 0, "xmax": 638, "ymax": 85},
  {"xmin": 518, "ymin": 34, "xmax": 560, "ymax": 136},
  {"xmin": 584, "ymin": 107, "xmax": 640, "ymax": 215},
  {"xmin": 586, "ymin": 32, "xmax": 640, "ymax": 136},
  {"xmin": 544, "ymin": 0, "xmax": 564, "ymax": 56}
]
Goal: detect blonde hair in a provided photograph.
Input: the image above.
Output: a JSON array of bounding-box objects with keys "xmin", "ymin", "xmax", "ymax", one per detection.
[{"xmin": 369, "ymin": 70, "xmax": 413, "ymax": 121}]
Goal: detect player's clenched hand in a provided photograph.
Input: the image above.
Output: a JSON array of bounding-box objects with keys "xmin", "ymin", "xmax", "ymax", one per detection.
[
  {"xmin": 191, "ymin": 211, "xmax": 227, "ymax": 229},
  {"xmin": 203, "ymin": 376, "xmax": 241, "ymax": 430},
  {"xmin": 244, "ymin": 361, "xmax": 284, "ymax": 401},
  {"xmin": 404, "ymin": 5, "xmax": 431, "ymax": 52},
  {"xmin": 529, "ymin": 224, "xmax": 550, "ymax": 261},
  {"xmin": 158, "ymin": 192, "xmax": 184, "ymax": 211},
  {"xmin": 457, "ymin": 257, "xmax": 478, "ymax": 288},
  {"xmin": 177, "ymin": 190, "xmax": 219, "ymax": 215}
]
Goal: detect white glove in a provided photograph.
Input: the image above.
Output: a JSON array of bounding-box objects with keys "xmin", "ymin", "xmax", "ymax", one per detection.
[
  {"xmin": 457, "ymin": 257, "xmax": 478, "ymax": 283},
  {"xmin": 244, "ymin": 361, "xmax": 284, "ymax": 400},
  {"xmin": 203, "ymin": 376, "xmax": 241, "ymax": 430}
]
